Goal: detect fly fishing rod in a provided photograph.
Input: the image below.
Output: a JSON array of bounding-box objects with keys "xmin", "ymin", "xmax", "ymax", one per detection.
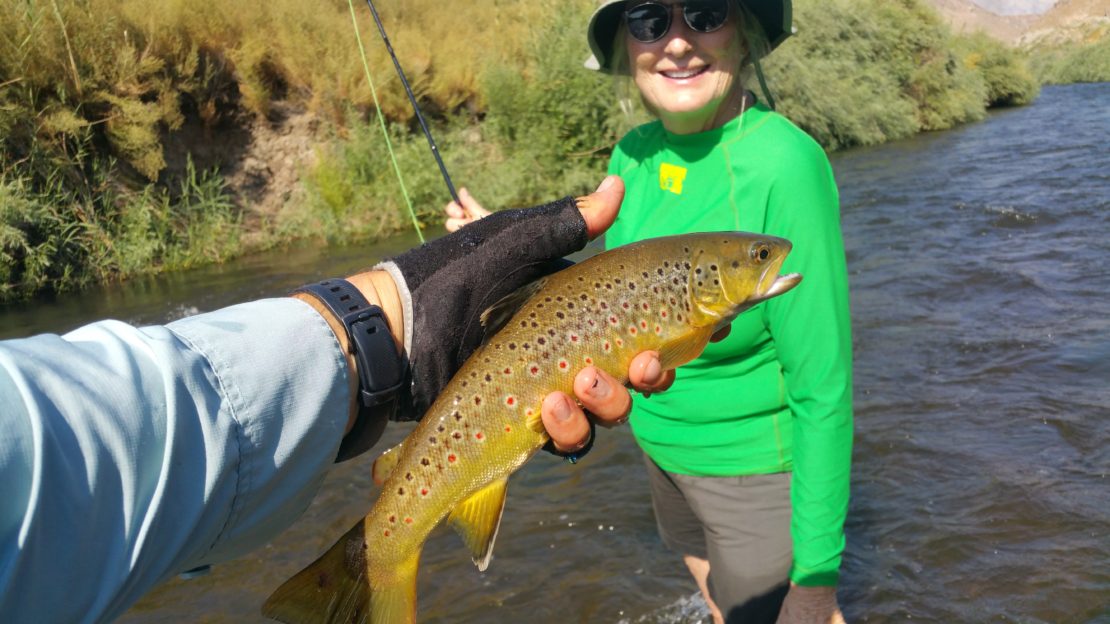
[{"xmin": 362, "ymin": 0, "xmax": 460, "ymax": 206}]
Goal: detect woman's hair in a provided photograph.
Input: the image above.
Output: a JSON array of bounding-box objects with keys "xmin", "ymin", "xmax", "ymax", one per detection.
[{"xmin": 608, "ymin": 0, "xmax": 773, "ymax": 122}]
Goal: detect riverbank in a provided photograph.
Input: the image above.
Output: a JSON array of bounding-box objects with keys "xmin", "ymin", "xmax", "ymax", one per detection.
[{"xmin": 0, "ymin": 0, "xmax": 1081, "ymax": 302}]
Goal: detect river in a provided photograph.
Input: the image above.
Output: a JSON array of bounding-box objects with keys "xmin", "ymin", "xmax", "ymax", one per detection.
[{"xmin": 2, "ymin": 83, "xmax": 1107, "ymax": 623}]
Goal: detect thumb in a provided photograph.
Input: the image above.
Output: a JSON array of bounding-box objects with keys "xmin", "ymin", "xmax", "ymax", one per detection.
[{"xmin": 575, "ymin": 175, "xmax": 624, "ymax": 239}]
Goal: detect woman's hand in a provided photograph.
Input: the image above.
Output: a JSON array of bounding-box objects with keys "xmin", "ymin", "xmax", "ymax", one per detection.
[{"xmin": 444, "ymin": 188, "xmax": 491, "ymax": 232}]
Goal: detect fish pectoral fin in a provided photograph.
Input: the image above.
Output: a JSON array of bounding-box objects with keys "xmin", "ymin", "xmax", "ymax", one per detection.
[
  {"xmin": 371, "ymin": 443, "xmax": 404, "ymax": 486},
  {"xmin": 370, "ymin": 552, "xmax": 419, "ymax": 624},
  {"xmin": 656, "ymin": 325, "xmax": 717, "ymax": 371},
  {"xmin": 448, "ymin": 477, "xmax": 509, "ymax": 572},
  {"xmin": 479, "ymin": 276, "xmax": 549, "ymax": 338},
  {"xmin": 262, "ymin": 520, "xmax": 370, "ymax": 624}
]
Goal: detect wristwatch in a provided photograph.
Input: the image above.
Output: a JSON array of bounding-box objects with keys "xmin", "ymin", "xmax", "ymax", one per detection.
[{"xmin": 293, "ymin": 279, "xmax": 408, "ymax": 460}]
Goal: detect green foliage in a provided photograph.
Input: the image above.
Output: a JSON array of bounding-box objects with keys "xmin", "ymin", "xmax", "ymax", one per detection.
[
  {"xmin": 956, "ymin": 33, "xmax": 1039, "ymax": 107},
  {"xmin": 1030, "ymin": 31, "xmax": 1110, "ymax": 84},
  {"xmin": 0, "ymin": 154, "xmax": 241, "ymax": 301}
]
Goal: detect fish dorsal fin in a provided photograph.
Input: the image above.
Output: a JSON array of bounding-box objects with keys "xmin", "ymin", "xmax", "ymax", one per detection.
[
  {"xmin": 655, "ymin": 325, "xmax": 717, "ymax": 372},
  {"xmin": 371, "ymin": 443, "xmax": 404, "ymax": 486},
  {"xmin": 479, "ymin": 278, "xmax": 548, "ymax": 339},
  {"xmin": 447, "ymin": 478, "xmax": 509, "ymax": 572}
]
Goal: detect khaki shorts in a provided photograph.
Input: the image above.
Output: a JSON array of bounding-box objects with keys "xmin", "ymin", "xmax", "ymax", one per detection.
[{"xmin": 644, "ymin": 455, "xmax": 792, "ymax": 624}]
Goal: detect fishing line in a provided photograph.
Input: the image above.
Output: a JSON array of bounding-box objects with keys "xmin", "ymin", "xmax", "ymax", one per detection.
[{"xmin": 346, "ymin": 0, "xmax": 426, "ymax": 243}]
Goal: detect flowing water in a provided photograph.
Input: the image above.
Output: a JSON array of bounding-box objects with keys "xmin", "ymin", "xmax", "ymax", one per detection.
[{"xmin": 2, "ymin": 83, "xmax": 1107, "ymax": 623}]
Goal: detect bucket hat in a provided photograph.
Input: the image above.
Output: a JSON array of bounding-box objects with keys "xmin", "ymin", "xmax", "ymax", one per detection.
[{"xmin": 585, "ymin": 0, "xmax": 793, "ymax": 73}]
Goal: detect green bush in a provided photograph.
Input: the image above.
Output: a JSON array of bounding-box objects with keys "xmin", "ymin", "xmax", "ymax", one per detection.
[{"xmin": 1031, "ymin": 33, "xmax": 1110, "ymax": 84}]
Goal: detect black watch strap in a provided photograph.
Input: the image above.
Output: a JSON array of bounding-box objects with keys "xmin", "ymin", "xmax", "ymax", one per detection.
[{"xmin": 294, "ymin": 279, "xmax": 408, "ymax": 461}]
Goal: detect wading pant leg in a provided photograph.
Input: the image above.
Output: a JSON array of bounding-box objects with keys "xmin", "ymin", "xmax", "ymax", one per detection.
[
  {"xmin": 687, "ymin": 471, "xmax": 792, "ymax": 624},
  {"xmin": 645, "ymin": 456, "xmax": 793, "ymax": 624}
]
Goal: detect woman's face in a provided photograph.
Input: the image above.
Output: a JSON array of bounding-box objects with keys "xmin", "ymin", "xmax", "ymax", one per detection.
[{"xmin": 625, "ymin": 1, "xmax": 744, "ymax": 135}]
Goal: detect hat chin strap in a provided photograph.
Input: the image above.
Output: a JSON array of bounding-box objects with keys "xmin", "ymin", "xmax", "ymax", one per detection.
[{"xmin": 754, "ymin": 56, "xmax": 776, "ymax": 110}]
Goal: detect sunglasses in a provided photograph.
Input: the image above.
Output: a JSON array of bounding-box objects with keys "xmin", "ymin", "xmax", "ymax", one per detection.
[{"xmin": 624, "ymin": 0, "xmax": 732, "ymax": 44}]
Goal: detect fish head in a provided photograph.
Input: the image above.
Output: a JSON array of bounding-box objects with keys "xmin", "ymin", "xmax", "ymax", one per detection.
[{"xmin": 687, "ymin": 233, "xmax": 803, "ymax": 330}]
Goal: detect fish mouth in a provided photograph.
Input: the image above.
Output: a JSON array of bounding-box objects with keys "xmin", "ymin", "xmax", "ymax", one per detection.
[{"xmin": 753, "ymin": 253, "xmax": 802, "ymax": 303}]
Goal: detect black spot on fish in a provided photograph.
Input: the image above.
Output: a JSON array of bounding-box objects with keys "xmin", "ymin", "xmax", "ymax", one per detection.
[
  {"xmin": 710, "ymin": 264, "xmax": 718, "ymax": 271},
  {"xmin": 538, "ymin": 337, "xmax": 546, "ymax": 345},
  {"xmin": 556, "ymin": 312, "xmax": 565, "ymax": 319},
  {"xmin": 732, "ymin": 260, "xmax": 740, "ymax": 268},
  {"xmin": 406, "ymin": 472, "xmax": 413, "ymax": 481},
  {"xmin": 509, "ymin": 343, "xmax": 517, "ymax": 350},
  {"xmin": 485, "ymin": 373, "xmax": 492, "ymax": 382},
  {"xmin": 580, "ymin": 294, "xmax": 588, "ymax": 301},
  {"xmin": 695, "ymin": 268, "xmax": 702, "ymax": 275},
  {"xmin": 398, "ymin": 487, "xmax": 405, "ymax": 495},
  {"xmin": 428, "ymin": 436, "xmax": 436, "ymax": 444},
  {"xmin": 657, "ymin": 268, "xmax": 664, "ymax": 276}
]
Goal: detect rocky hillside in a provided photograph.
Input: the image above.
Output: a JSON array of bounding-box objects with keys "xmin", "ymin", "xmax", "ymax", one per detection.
[{"xmin": 924, "ymin": 0, "xmax": 1110, "ymax": 44}]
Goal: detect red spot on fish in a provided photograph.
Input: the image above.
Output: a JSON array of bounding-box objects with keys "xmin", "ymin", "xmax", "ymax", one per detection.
[
  {"xmin": 530, "ymin": 365, "xmax": 540, "ymax": 376},
  {"xmin": 603, "ymin": 341, "xmax": 611, "ymax": 352},
  {"xmin": 655, "ymin": 325, "xmax": 663, "ymax": 334},
  {"xmin": 503, "ymin": 367, "xmax": 512, "ymax": 375},
  {"xmin": 617, "ymin": 338, "xmax": 624, "ymax": 347},
  {"xmin": 642, "ymin": 302, "xmax": 649, "ymax": 310},
  {"xmin": 405, "ymin": 517, "xmax": 413, "ymax": 524},
  {"xmin": 506, "ymin": 396, "xmax": 516, "ymax": 407},
  {"xmin": 420, "ymin": 488, "xmax": 429, "ymax": 497},
  {"xmin": 640, "ymin": 320, "xmax": 648, "ymax": 330},
  {"xmin": 559, "ymin": 359, "xmax": 569, "ymax": 370},
  {"xmin": 622, "ymin": 302, "xmax": 630, "ymax": 309},
  {"xmin": 587, "ymin": 319, "xmax": 596, "ymax": 327},
  {"xmin": 448, "ymin": 453, "xmax": 457, "ymax": 463},
  {"xmin": 475, "ymin": 432, "xmax": 485, "ymax": 441},
  {"xmin": 505, "ymin": 425, "xmax": 512, "ymax": 432},
  {"xmin": 570, "ymin": 333, "xmax": 579, "ymax": 343},
  {"xmin": 585, "ymin": 357, "xmax": 593, "ymax": 365},
  {"xmin": 384, "ymin": 530, "xmax": 391, "ymax": 537},
  {"xmin": 629, "ymin": 326, "xmax": 638, "ymax": 335},
  {"xmin": 609, "ymin": 316, "xmax": 619, "ymax": 325},
  {"xmin": 662, "ymin": 310, "xmax": 668, "ymax": 318}
]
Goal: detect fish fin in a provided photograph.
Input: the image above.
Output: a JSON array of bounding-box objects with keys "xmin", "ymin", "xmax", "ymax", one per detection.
[
  {"xmin": 369, "ymin": 552, "xmax": 419, "ymax": 624},
  {"xmin": 525, "ymin": 407, "xmax": 545, "ymax": 433},
  {"xmin": 479, "ymin": 278, "xmax": 548, "ymax": 338},
  {"xmin": 371, "ymin": 443, "xmax": 404, "ymax": 486},
  {"xmin": 262, "ymin": 520, "xmax": 370, "ymax": 624},
  {"xmin": 447, "ymin": 477, "xmax": 509, "ymax": 572},
  {"xmin": 656, "ymin": 326, "xmax": 717, "ymax": 371}
]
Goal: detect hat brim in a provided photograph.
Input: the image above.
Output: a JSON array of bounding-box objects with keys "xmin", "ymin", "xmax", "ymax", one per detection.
[{"xmin": 586, "ymin": 0, "xmax": 793, "ymax": 74}]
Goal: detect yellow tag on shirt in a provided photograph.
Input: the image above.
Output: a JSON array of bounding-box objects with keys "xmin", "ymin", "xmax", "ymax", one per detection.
[{"xmin": 659, "ymin": 162, "xmax": 687, "ymax": 195}]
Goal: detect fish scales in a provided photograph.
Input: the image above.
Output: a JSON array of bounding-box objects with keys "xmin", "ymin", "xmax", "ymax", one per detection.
[{"xmin": 263, "ymin": 232, "xmax": 802, "ymax": 624}]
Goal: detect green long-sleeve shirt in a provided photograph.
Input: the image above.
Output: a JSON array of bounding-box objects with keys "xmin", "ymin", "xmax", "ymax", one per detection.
[{"xmin": 605, "ymin": 103, "xmax": 853, "ymax": 586}]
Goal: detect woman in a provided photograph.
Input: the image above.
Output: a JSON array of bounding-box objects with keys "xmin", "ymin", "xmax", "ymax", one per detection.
[{"xmin": 446, "ymin": 2, "xmax": 851, "ymax": 622}]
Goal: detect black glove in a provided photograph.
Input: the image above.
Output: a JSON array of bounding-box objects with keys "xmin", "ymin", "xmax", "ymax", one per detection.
[{"xmin": 378, "ymin": 195, "xmax": 587, "ymax": 422}]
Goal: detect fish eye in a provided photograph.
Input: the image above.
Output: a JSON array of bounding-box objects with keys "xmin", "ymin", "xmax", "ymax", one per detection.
[{"xmin": 750, "ymin": 244, "xmax": 770, "ymax": 263}]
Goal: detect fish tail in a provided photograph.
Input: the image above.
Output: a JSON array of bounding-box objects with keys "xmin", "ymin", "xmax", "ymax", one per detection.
[
  {"xmin": 370, "ymin": 552, "xmax": 419, "ymax": 624},
  {"xmin": 262, "ymin": 520, "xmax": 371, "ymax": 624}
]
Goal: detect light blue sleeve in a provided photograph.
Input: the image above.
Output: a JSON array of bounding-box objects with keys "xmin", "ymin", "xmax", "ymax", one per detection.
[{"xmin": 0, "ymin": 298, "xmax": 351, "ymax": 623}]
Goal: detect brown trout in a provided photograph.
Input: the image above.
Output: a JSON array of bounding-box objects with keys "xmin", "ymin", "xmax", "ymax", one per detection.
[{"xmin": 262, "ymin": 232, "xmax": 802, "ymax": 624}]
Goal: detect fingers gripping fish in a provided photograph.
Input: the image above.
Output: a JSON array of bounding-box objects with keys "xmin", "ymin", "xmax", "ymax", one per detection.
[{"xmin": 262, "ymin": 232, "xmax": 802, "ymax": 624}]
